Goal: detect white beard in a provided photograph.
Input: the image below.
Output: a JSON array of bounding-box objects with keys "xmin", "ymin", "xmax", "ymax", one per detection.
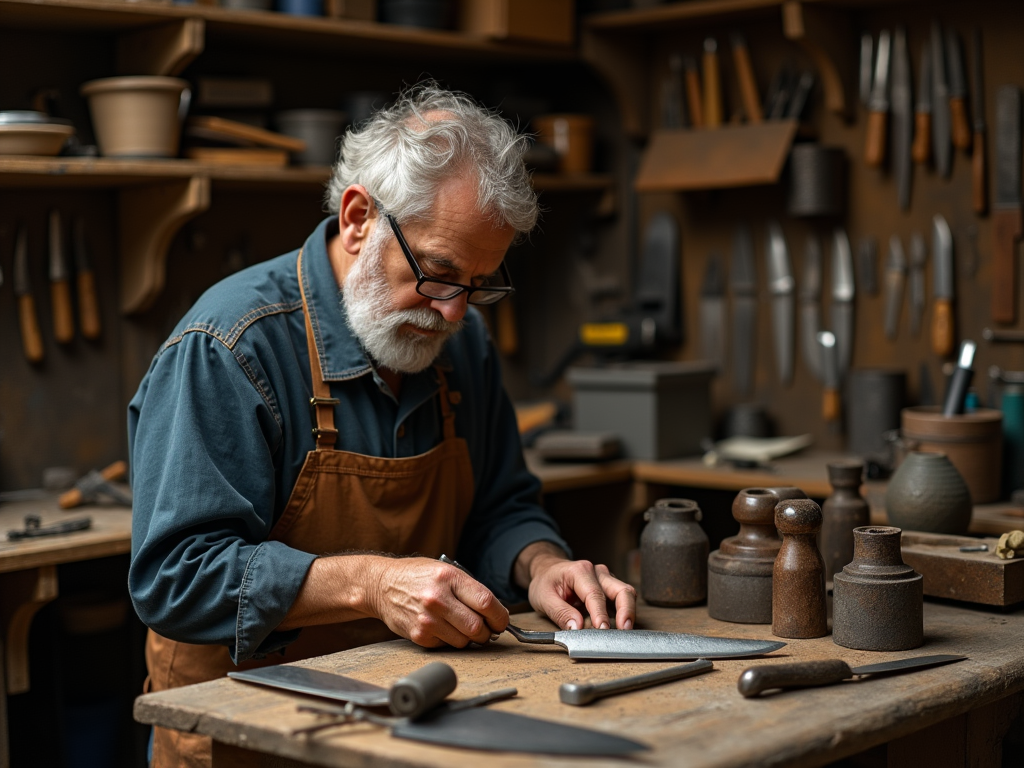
[{"xmin": 342, "ymin": 223, "xmax": 463, "ymax": 374}]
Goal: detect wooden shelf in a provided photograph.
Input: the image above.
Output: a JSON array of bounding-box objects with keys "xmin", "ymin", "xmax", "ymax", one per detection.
[
  {"xmin": 531, "ymin": 173, "xmax": 612, "ymax": 192},
  {"xmin": 585, "ymin": 0, "xmax": 792, "ymax": 31}
]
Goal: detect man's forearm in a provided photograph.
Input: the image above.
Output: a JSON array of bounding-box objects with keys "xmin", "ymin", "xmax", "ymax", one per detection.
[
  {"xmin": 277, "ymin": 554, "xmax": 386, "ymax": 630},
  {"xmin": 513, "ymin": 540, "xmax": 570, "ymax": 590}
]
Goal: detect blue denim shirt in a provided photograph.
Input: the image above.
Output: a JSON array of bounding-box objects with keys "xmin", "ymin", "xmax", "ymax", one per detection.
[{"xmin": 127, "ymin": 217, "xmax": 567, "ymax": 663}]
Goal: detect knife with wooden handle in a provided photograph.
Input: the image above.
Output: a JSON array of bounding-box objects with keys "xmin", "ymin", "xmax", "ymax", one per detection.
[
  {"xmin": 864, "ymin": 29, "xmax": 891, "ymax": 167},
  {"xmin": 683, "ymin": 56, "xmax": 704, "ymax": 128},
  {"xmin": 992, "ymin": 86, "xmax": 1022, "ymax": 324},
  {"xmin": 49, "ymin": 210, "xmax": 75, "ymax": 344},
  {"xmin": 912, "ymin": 42, "xmax": 932, "ymax": 164},
  {"xmin": 14, "ymin": 224, "xmax": 44, "ymax": 363},
  {"xmin": 931, "ymin": 214, "xmax": 955, "ymax": 357},
  {"xmin": 703, "ymin": 37, "xmax": 722, "ymax": 128},
  {"xmin": 946, "ymin": 29, "xmax": 972, "ymax": 151},
  {"xmin": 74, "ymin": 217, "xmax": 102, "ymax": 340},
  {"xmin": 731, "ymin": 32, "xmax": 762, "ymax": 124}
]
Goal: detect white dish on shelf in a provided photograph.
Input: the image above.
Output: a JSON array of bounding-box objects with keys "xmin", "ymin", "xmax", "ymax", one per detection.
[{"xmin": 0, "ymin": 122, "xmax": 74, "ymax": 156}]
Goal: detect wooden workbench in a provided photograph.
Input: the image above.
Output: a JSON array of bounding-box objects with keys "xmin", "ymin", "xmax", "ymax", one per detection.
[{"xmin": 134, "ymin": 600, "xmax": 1024, "ymax": 768}]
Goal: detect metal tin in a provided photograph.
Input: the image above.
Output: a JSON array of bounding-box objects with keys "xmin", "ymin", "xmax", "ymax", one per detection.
[{"xmin": 640, "ymin": 498, "xmax": 709, "ymax": 607}]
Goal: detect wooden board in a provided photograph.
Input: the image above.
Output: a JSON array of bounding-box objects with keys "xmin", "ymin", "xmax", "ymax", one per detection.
[
  {"xmin": 186, "ymin": 116, "xmax": 306, "ymax": 152},
  {"xmin": 185, "ymin": 147, "xmax": 289, "ymax": 167},
  {"xmin": 900, "ymin": 531, "xmax": 1024, "ymax": 607}
]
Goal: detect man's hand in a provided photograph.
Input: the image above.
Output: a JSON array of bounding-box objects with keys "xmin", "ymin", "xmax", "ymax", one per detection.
[
  {"xmin": 368, "ymin": 556, "xmax": 509, "ymax": 648},
  {"xmin": 516, "ymin": 542, "xmax": 636, "ymax": 630}
]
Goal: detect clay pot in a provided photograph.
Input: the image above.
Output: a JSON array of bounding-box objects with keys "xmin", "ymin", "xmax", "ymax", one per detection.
[
  {"xmin": 640, "ymin": 498, "xmax": 708, "ymax": 606},
  {"xmin": 885, "ymin": 451, "xmax": 972, "ymax": 534},
  {"xmin": 80, "ymin": 77, "xmax": 189, "ymax": 158}
]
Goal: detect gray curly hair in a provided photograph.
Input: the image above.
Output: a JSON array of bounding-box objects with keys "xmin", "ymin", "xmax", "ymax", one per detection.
[{"xmin": 325, "ymin": 82, "xmax": 538, "ymax": 234}]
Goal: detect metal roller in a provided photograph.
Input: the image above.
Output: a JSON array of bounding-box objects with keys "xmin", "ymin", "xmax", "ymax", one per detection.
[{"xmin": 388, "ymin": 662, "xmax": 458, "ymax": 719}]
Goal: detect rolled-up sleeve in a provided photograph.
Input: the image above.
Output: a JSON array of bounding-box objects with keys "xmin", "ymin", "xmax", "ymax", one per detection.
[{"xmin": 128, "ymin": 330, "xmax": 315, "ymax": 663}]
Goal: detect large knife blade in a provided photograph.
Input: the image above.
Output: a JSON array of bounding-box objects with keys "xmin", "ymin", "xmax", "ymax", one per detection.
[
  {"xmin": 700, "ymin": 252, "xmax": 726, "ymax": 371},
  {"xmin": 767, "ymin": 220, "xmax": 794, "ymax": 385},
  {"xmin": 800, "ymin": 235, "xmax": 823, "ymax": 381},
  {"xmin": 506, "ymin": 624, "xmax": 785, "ymax": 660},
  {"xmin": 738, "ymin": 654, "xmax": 966, "ymax": 697},
  {"xmin": 883, "ymin": 235, "xmax": 907, "ymax": 340},
  {"xmin": 931, "ymin": 20, "xmax": 952, "ymax": 177},
  {"xmin": 229, "ymin": 665, "xmax": 392, "ymax": 707},
  {"xmin": 932, "ymin": 214, "xmax": 955, "ymax": 357},
  {"xmin": 909, "ymin": 232, "xmax": 927, "ymax": 337},
  {"xmin": 912, "ymin": 41, "xmax": 932, "ymax": 164},
  {"xmin": 971, "ymin": 28, "xmax": 987, "ymax": 214},
  {"xmin": 946, "ymin": 29, "xmax": 972, "ymax": 150},
  {"xmin": 731, "ymin": 223, "xmax": 758, "ymax": 396},
  {"xmin": 864, "ymin": 29, "xmax": 891, "ymax": 167},
  {"xmin": 992, "ymin": 86, "xmax": 1022, "ymax": 324},
  {"xmin": 831, "ymin": 228, "xmax": 855, "ymax": 378},
  {"xmin": 891, "ymin": 26, "xmax": 913, "ymax": 210}
]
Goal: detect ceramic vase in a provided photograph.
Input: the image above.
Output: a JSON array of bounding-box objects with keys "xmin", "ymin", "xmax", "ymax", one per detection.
[{"xmin": 885, "ymin": 451, "xmax": 972, "ymax": 534}]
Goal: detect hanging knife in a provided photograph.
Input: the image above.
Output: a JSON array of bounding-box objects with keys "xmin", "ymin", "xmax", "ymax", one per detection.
[
  {"xmin": 971, "ymin": 28, "xmax": 987, "ymax": 215},
  {"xmin": 857, "ymin": 237, "xmax": 878, "ymax": 297},
  {"xmin": 800, "ymin": 235, "xmax": 823, "ymax": 381},
  {"xmin": 683, "ymin": 56, "xmax": 704, "ymax": 128},
  {"xmin": 932, "ymin": 214, "xmax": 955, "ymax": 357},
  {"xmin": 738, "ymin": 655, "xmax": 966, "ymax": 698},
  {"xmin": 73, "ymin": 217, "xmax": 102, "ymax": 340},
  {"xmin": 859, "ymin": 32, "xmax": 874, "ymax": 107},
  {"xmin": 864, "ymin": 28, "xmax": 891, "ymax": 167},
  {"xmin": 946, "ymin": 29, "xmax": 972, "ymax": 151},
  {"xmin": 14, "ymin": 224, "xmax": 45, "ymax": 364},
  {"xmin": 699, "ymin": 252, "xmax": 726, "ymax": 371},
  {"xmin": 731, "ymin": 32, "xmax": 763, "ymax": 124},
  {"xmin": 818, "ymin": 330, "xmax": 840, "ymax": 423},
  {"xmin": 891, "ymin": 26, "xmax": 913, "ymax": 211},
  {"xmin": 931, "ymin": 20, "xmax": 952, "ymax": 178},
  {"xmin": 703, "ymin": 38, "xmax": 723, "ymax": 128},
  {"xmin": 883, "ymin": 235, "xmax": 907, "ymax": 340},
  {"xmin": 912, "ymin": 41, "xmax": 932, "ymax": 165},
  {"xmin": 992, "ymin": 86, "xmax": 1022, "ymax": 325},
  {"xmin": 731, "ymin": 223, "xmax": 758, "ymax": 396},
  {"xmin": 909, "ymin": 232, "xmax": 928, "ymax": 338},
  {"xmin": 767, "ymin": 220, "xmax": 794, "ymax": 385},
  {"xmin": 49, "ymin": 210, "xmax": 74, "ymax": 344},
  {"xmin": 831, "ymin": 228, "xmax": 855, "ymax": 379}
]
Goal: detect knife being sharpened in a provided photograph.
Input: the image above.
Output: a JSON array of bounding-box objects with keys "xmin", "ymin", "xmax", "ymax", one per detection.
[{"xmin": 738, "ymin": 655, "xmax": 966, "ymax": 697}]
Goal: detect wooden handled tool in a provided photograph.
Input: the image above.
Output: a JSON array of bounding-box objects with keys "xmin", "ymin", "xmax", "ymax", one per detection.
[
  {"xmin": 13, "ymin": 224, "xmax": 44, "ymax": 364},
  {"xmin": 912, "ymin": 41, "xmax": 932, "ymax": 164},
  {"xmin": 864, "ymin": 30, "xmax": 891, "ymax": 167},
  {"xmin": 932, "ymin": 298, "xmax": 955, "ymax": 357},
  {"xmin": 74, "ymin": 218, "xmax": 102, "ymax": 339},
  {"xmin": 49, "ymin": 210, "xmax": 75, "ymax": 344},
  {"xmin": 731, "ymin": 33, "xmax": 762, "ymax": 124},
  {"xmin": 950, "ymin": 97, "xmax": 971, "ymax": 149},
  {"xmin": 59, "ymin": 460, "xmax": 128, "ymax": 509},
  {"xmin": 702, "ymin": 38, "xmax": 722, "ymax": 128},
  {"xmin": 683, "ymin": 56, "xmax": 704, "ymax": 128}
]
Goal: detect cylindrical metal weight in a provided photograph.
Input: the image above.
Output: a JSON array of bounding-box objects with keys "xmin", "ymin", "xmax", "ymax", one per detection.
[
  {"xmin": 787, "ymin": 143, "xmax": 847, "ymax": 217},
  {"xmin": 846, "ymin": 369, "xmax": 906, "ymax": 457},
  {"xmin": 388, "ymin": 662, "xmax": 458, "ymax": 719},
  {"xmin": 640, "ymin": 498, "xmax": 709, "ymax": 606}
]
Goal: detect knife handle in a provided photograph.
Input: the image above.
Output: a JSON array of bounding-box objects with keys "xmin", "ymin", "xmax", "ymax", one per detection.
[
  {"xmin": 19, "ymin": 293, "xmax": 45, "ymax": 363},
  {"xmin": 77, "ymin": 269, "xmax": 102, "ymax": 340},
  {"xmin": 738, "ymin": 660, "xmax": 852, "ymax": 698},
  {"xmin": 822, "ymin": 387, "xmax": 840, "ymax": 422},
  {"xmin": 912, "ymin": 113, "xmax": 931, "ymax": 164},
  {"xmin": 560, "ymin": 659, "xmax": 714, "ymax": 706},
  {"xmin": 685, "ymin": 68, "xmax": 704, "ymax": 128},
  {"xmin": 732, "ymin": 44, "xmax": 763, "ymax": 124},
  {"xmin": 950, "ymin": 98, "xmax": 972, "ymax": 150},
  {"xmin": 51, "ymin": 278, "xmax": 75, "ymax": 344},
  {"xmin": 864, "ymin": 110, "xmax": 887, "ymax": 166},
  {"xmin": 932, "ymin": 297, "xmax": 955, "ymax": 357},
  {"xmin": 992, "ymin": 207, "xmax": 1023, "ymax": 324},
  {"xmin": 703, "ymin": 43, "xmax": 722, "ymax": 128}
]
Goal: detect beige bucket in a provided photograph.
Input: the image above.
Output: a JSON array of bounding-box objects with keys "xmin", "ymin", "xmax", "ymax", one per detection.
[{"xmin": 80, "ymin": 76, "xmax": 189, "ymax": 158}]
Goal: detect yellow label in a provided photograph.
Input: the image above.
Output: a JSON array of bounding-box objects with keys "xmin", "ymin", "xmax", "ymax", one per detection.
[{"xmin": 580, "ymin": 322, "xmax": 629, "ymax": 346}]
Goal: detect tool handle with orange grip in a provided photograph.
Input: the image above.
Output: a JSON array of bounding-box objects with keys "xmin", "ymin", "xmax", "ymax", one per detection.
[
  {"xmin": 912, "ymin": 113, "xmax": 931, "ymax": 164},
  {"xmin": 864, "ymin": 111, "xmax": 888, "ymax": 167},
  {"xmin": 932, "ymin": 298, "xmax": 955, "ymax": 357},
  {"xmin": 51, "ymin": 279, "xmax": 75, "ymax": 344},
  {"xmin": 77, "ymin": 270, "xmax": 102, "ymax": 340},
  {"xmin": 18, "ymin": 293, "xmax": 45, "ymax": 363},
  {"xmin": 950, "ymin": 98, "xmax": 972, "ymax": 150}
]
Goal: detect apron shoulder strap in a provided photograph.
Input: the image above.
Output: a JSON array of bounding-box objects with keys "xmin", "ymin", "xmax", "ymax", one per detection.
[
  {"xmin": 297, "ymin": 249, "xmax": 339, "ymax": 450},
  {"xmin": 434, "ymin": 367, "xmax": 458, "ymax": 441}
]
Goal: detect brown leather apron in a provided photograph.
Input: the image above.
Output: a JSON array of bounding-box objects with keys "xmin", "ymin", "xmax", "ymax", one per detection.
[{"xmin": 145, "ymin": 250, "xmax": 476, "ymax": 768}]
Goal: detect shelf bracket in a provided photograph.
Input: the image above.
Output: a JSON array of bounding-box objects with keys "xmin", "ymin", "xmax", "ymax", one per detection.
[
  {"xmin": 782, "ymin": 1, "xmax": 853, "ymax": 121},
  {"xmin": 117, "ymin": 18, "xmax": 206, "ymax": 76},
  {"xmin": 120, "ymin": 176, "xmax": 212, "ymax": 315},
  {"xmin": 580, "ymin": 29, "xmax": 651, "ymax": 140},
  {"xmin": 1, "ymin": 566, "xmax": 58, "ymax": 695}
]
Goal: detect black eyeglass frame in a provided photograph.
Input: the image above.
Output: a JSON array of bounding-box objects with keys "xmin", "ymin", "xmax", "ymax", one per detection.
[{"xmin": 381, "ymin": 211, "xmax": 515, "ymax": 306}]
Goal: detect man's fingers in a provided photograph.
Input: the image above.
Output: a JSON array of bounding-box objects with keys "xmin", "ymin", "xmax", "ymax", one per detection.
[
  {"xmin": 534, "ymin": 594, "xmax": 585, "ymax": 631},
  {"xmin": 575, "ymin": 566, "xmax": 612, "ymax": 630},
  {"xmin": 450, "ymin": 574, "xmax": 509, "ymax": 639},
  {"xmin": 596, "ymin": 565, "xmax": 637, "ymax": 629}
]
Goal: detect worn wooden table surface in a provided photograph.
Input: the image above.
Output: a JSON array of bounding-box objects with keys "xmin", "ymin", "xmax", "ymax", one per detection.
[{"xmin": 135, "ymin": 600, "xmax": 1024, "ymax": 768}]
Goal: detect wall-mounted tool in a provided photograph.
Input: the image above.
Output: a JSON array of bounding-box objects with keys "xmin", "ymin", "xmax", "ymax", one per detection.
[
  {"xmin": 58, "ymin": 460, "xmax": 131, "ymax": 509},
  {"xmin": 731, "ymin": 32, "xmax": 762, "ymax": 124},
  {"xmin": 14, "ymin": 224, "xmax": 44, "ymax": 364},
  {"xmin": 559, "ymin": 659, "xmax": 713, "ymax": 706},
  {"xmin": 992, "ymin": 85, "xmax": 1022, "ymax": 325},
  {"xmin": 661, "ymin": 54, "xmax": 687, "ymax": 129},
  {"xmin": 731, "ymin": 223, "xmax": 757, "ymax": 396},
  {"xmin": 909, "ymin": 232, "xmax": 927, "ymax": 338},
  {"xmin": 859, "ymin": 33, "xmax": 873, "ymax": 107},
  {"xmin": 857, "ymin": 237, "xmax": 878, "ymax": 296},
  {"xmin": 767, "ymin": 220, "xmax": 794, "ymax": 385},
  {"xmin": 699, "ymin": 252, "xmax": 726, "ymax": 370},
  {"xmin": 683, "ymin": 56, "xmax": 704, "ymax": 128},
  {"xmin": 946, "ymin": 30, "xmax": 972, "ymax": 151},
  {"xmin": 883, "ymin": 235, "xmax": 907, "ymax": 340},
  {"xmin": 800, "ymin": 236, "xmax": 823, "ymax": 381},
  {"xmin": 48, "ymin": 210, "xmax": 74, "ymax": 344},
  {"xmin": 703, "ymin": 37, "xmax": 723, "ymax": 128},
  {"xmin": 912, "ymin": 42, "xmax": 932, "ymax": 165},
  {"xmin": 891, "ymin": 27, "xmax": 913, "ymax": 211},
  {"xmin": 931, "ymin": 214, "xmax": 955, "ymax": 357},
  {"xmin": 864, "ymin": 28, "xmax": 891, "ymax": 167},
  {"xmin": 931, "ymin": 21, "xmax": 952, "ymax": 178},
  {"xmin": 73, "ymin": 217, "xmax": 102, "ymax": 340},
  {"xmin": 971, "ymin": 28, "xmax": 988, "ymax": 215},
  {"xmin": 831, "ymin": 228, "xmax": 855, "ymax": 379},
  {"xmin": 942, "ymin": 340, "xmax": 976, "ymax": 416},
  {"xmin": 818, "ymin": 330, "xmax": 840, "ymax": 423}
]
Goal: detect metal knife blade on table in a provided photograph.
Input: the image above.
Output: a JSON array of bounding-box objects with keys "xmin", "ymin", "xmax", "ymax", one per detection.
[
  {"xmin": 932, "ymin": 214, "xmax": 955, "ymax": 357},
  {"xmin": 890, "ymin": 26, "xmax": 913, "ymax": 211},
  {"xmin": 992, "ymin": 86, "xmax": 1022, "ymax": 325},
  {"xmin": 699, "ymin": 251, "xmax": 726, "ymax": 371},
  {"xmin": 864, "ymin": 29, "xmax": 891, "ymax": 167},
  {"xmin": 731, "ymin": 223, "xmax": 758, "ymax": 397},
  {"xmin": 767, "ymin": 220, "xmax": 794, "ymax": 385},
  {"xmin": 946, "ymin": 29, "xmax": 972, "ymax": 151},
  {"xmin": 931, "ymin": 20, "xmax": 953, "ymax": 178},
  {"xmin": 738, "ymin": 655, "xmax": 966, "ymax": 697},
  {"xmin": 884, "ymin": 235, "xmax": 907, "ymax": 340},
  {"xmin": 831, "ymin": 228, "xmax": 855, "ymax": 379},
  {"xmin": 800, "ymin": 235, "xmax": 823, "ymax": 381}
]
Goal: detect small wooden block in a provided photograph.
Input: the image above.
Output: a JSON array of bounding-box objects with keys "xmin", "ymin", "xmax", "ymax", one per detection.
[
  {"xmin": 185, "ymin": 147, "xmax": 289, "ymax": 167},
  {"xmin": 900, "ymin": 531, "xmax": 1024, "ymax": 607}
]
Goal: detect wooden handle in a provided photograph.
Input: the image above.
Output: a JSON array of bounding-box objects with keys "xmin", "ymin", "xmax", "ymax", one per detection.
[
  {"xmin": 864, "ymin": 110, "xmax": 888, "ymax": 167},
  {"xmin": 51, "ymin": 279, "xmax": 75, "ymax": 344},
  {"xmin": 822, "ymin": 387, "xmax": 840, "ymax": 422},
  {"xmin": 950, "ymin": 98, "xmax": 972, "ymax": 150},
  {"xmin": 685, "ymin": 70, "xmax": 704, "ymax": 128},
  {"xmin": 77, "ymin": 270, "xmax": 102, "ymax": 340},
  {"xmin": 100, "ymin": 460, "xmax": 128, "ymax": 481},
  {"xmin": 18, "ymin": 293, "xmax": 45, "ymax": 363},
  {"xmin": 495, "ymin": 297, "xmax": 518, "ymax": 357},
  {"xmin": 972, "ymin": 131, "xmax": 987, "ymax": 215},
  {"xmin": 58, "ymin": 460, "xmax": 128, "ymax": 509},
  {"xmin": 738, "ymin": 660, "xmax": 852, "ymax": 698},
  {"xmin": 703, "ymin": 51, "xmax": 722, "ymax": 128},
  {"xmin": 732, "ymin": 46, "xmax": 763, "ymax": 123},
  {"xmin": 992, "ymin": 207, "xmax": 1024, "ymax": 324},
  {"xmin": 912, "ymin": 112, "xmax": 931, "ymax": 164},
  {"xmin": 932, "ymin": 297, "xmax": 955, "ymax": 357}
]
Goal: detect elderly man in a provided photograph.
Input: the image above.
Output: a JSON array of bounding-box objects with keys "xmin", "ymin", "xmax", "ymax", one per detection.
[{"xmin": 128, "ymin": 83, "xmax": 635, "ymax": 766}]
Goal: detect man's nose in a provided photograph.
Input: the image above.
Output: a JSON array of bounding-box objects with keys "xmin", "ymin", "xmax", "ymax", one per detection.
[{"xmin": 430, "ymin": 294, "xmax": 469, "ymax": 323}]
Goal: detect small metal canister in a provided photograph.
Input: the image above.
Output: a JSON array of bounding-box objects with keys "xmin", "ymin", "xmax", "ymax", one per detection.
[
  {"xmin": 833, "ymin": 526, "xmax": 923, "ymax": 651},
  {"xmin": 640, "ymin": 498, "xmax": 709, "ymax": 606}
]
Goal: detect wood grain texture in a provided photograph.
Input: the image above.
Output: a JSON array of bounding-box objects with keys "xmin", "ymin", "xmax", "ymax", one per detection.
[
  {"xmin": 135, "ymin": 601, "xmax": 1024, "ymax": 768},
  {"xmin": 899, "ymin": 531, "xmax": 1024, "ymax": 607}
]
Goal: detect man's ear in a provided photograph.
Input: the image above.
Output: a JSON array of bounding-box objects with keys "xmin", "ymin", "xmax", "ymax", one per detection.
[{"xmin": 338, "ymin": 185, "xmax": 375, "ymax": 256}]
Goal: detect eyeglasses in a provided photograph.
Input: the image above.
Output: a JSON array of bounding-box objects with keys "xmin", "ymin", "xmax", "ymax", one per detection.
[{"xmin": 381, "ymin": 211, "xmax": 515, "ymax": 306}]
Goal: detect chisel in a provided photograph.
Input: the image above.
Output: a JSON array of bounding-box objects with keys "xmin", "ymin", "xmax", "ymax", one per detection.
[
  {"xmin": 14, "ymin": 224, "xmax": 44, "ymax": 363},
  {"xmin": 49, "ymin": 210, "xmax": 75, "ymax": 344},
  {"xmin": 74, "ymin": 217, "xmax": 102, "ymax": 340}
]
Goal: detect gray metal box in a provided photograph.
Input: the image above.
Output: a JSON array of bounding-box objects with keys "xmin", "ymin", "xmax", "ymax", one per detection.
[{"xmin": 567, "ymin": 362, "xmax": 716, "ymax": 460}]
